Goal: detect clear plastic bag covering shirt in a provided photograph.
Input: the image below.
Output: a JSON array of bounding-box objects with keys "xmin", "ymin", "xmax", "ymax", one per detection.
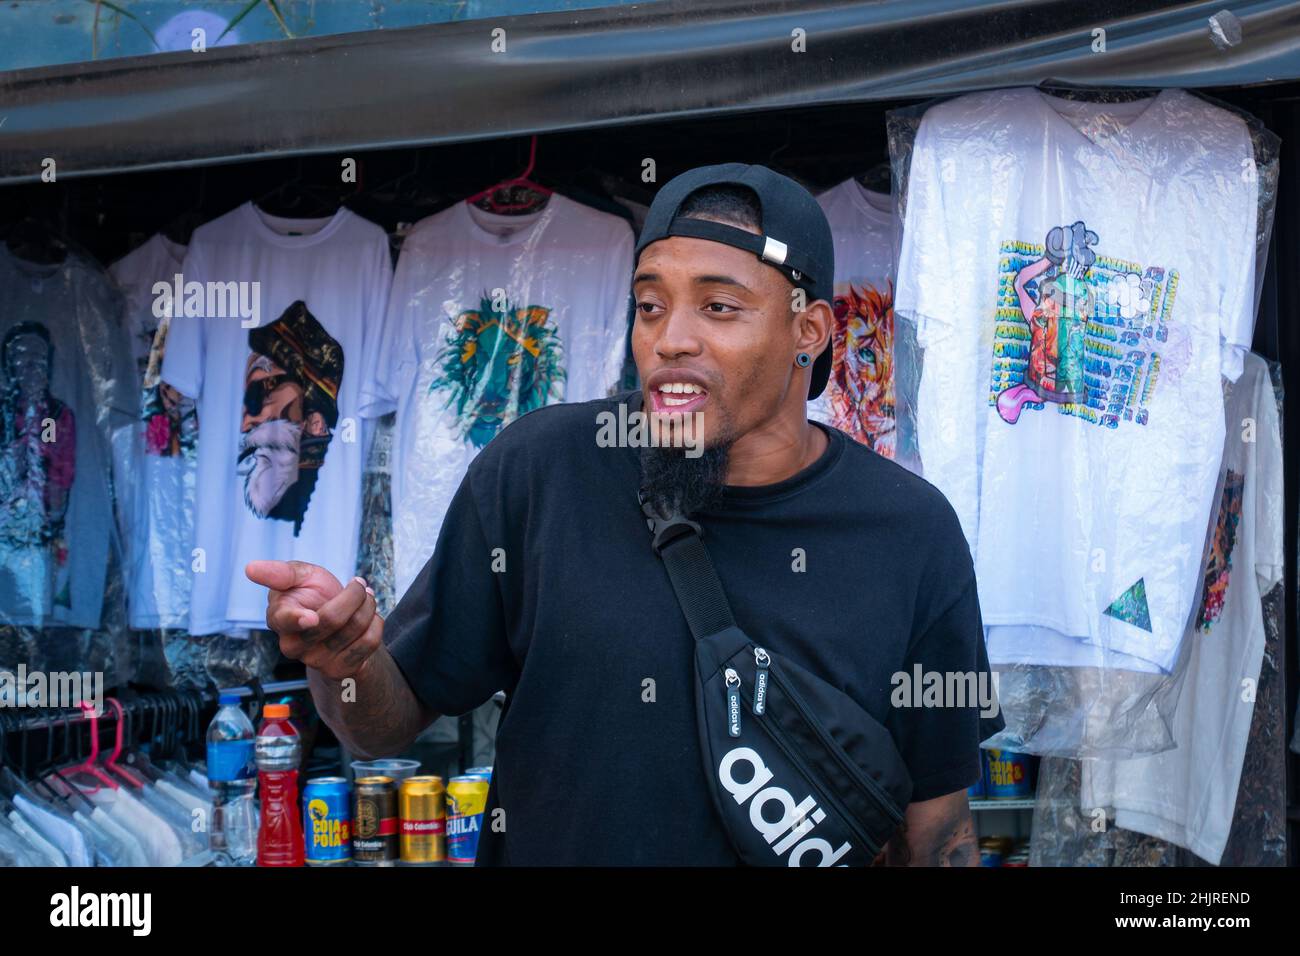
[
  {"xmin": 361, "ymin": 194, "xmax": 634, "ymax": 600},
  {"xmin": 808, "ymin": 180, "xmax": 920, "ymax": 472},
  {"xmin": 109, "ymin": 233, "xmax": 195, "ymax": 630},
  {"xmin": 1078, "ymin": 354, "xmax": 1283, "ymax": 864},
  {"xmin": 161, "ymin": 203, "xmax": 393, "ymax": 634},
  {"xmin": 0, "ymin": 246, "xmax": 135, "ymax": 631},
  {"xmin": 894, "ymin": 88, "xmax": 1275, "ymax": 678}
]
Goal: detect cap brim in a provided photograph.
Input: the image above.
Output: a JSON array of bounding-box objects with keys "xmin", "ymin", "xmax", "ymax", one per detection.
[{"xmin": 808, "ymin": 345, "xmax": 831, "ymax": 400}]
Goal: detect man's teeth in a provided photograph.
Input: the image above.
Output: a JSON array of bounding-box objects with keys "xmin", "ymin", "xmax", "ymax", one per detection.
[{"xmin": 657, "ymin": 382, "xmax": 705, "ymax": 407}]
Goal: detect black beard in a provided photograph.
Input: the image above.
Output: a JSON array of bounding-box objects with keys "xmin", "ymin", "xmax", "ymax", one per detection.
[{"xmin": 638, "ymin": 440, "xmax": 733, "ymax": 519}]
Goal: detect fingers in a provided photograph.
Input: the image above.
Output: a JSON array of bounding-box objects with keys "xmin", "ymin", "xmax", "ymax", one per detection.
[
  {"xmin": 301, "ymin": 577, "xmax": 371, "ymax": 644},
  {"xmin": 246, "ymin": 559, "xmax": 309, "ymax": 590},
  {"xmin": 265, "ymin": 592, "xmax": 318, "ymax": 637},
  {"xmin": 297, "ymin": 603, "xmax": 384, "ymax": 682}
]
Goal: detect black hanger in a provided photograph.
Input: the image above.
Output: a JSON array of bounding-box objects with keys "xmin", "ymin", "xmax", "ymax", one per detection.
[
  {"xmin": 2, "ymin": 216, "xmax": 68, "ymax": 265},
  {"xmin": 159, "ymin": 169, "xmax": 208, "ymax": 246},
  {"xmin": 855, "ymin": 161, "xmax": 893, "ymax": 195},
  {"xmin": 1036, "ymin": 80, "xmax": 1158, "ymax": 104},
  {"xmin": 254, "ymin": 158, "xmax": 345, "ymax": 220}
]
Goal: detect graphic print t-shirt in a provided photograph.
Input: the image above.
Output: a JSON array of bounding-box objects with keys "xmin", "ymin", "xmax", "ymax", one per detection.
[
  {"xmin": 0, "ymin": 247, "xmax": 135, "ymax": 628},
  {"xmin": 361, "ymin": 195, "xmax": 634, "ymax": 600},
  {"xmin": 895, "ymin": 88, "xmax": 1260, "ymax": 673},
  {"xmin": 809, "ymin": 180, "xmax": 916, "ymax": 468},
  {"xmin": 1080, "ymin": 353, "xmax": 1282, "ymax": 864},
  {"xmin": 162, "ymin": 203, "xmax": 392, "ymax": 634},
  {"xmin": 109, "ymin": 233, "xmax": 196, "ymax": 629}
]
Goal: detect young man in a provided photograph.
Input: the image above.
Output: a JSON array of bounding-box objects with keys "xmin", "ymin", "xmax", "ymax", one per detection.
[{"xmin": 248, "ymin": 164, "xmax": 1000, "ymax": 866}]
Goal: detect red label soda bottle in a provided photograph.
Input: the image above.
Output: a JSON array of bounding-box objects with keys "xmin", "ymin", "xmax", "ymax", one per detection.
[{"xmin": 255, "ymin": 703, "xmax": 304, "ymax": 867}]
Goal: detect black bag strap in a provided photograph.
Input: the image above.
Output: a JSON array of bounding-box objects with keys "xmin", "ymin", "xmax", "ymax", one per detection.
[{"xmin": 639, "ymin": 491, "xmax": 736, "ymax": 640}]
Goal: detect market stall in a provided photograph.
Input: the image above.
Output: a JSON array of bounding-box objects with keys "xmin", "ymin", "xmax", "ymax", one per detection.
[{"xmin": 0, "ymin": 0, "xmax": 1297, "ymax": 868}]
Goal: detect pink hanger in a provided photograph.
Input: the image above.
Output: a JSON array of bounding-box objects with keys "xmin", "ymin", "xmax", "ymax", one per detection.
[
  {"xmin": 100, "ymin": 698, "xmax": 147, "ymax": 789},
  {"xmin": 66, "ymin": 701, "xmax": 118, "ymax": 792},
  {"xmin": 463, "ymin": 135, "xmax": 553, "ymax": 213}
]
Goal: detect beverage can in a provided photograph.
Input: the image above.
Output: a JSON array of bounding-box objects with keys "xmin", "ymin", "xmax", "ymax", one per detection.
[
  {"xmin": 399, "ymin": 776, "xmax": 445, "ymax": 865},
  {"xmin": 304, "ymin": 777, "xmax": 352, "ymax": 866},
  {"xmin": 446, "ymin": 775, "xmax": 490, "ymax": 865},
  {"xmin": 984, "ymin": 749, "xmax": 1034, "ymax": 798},
  {"xmin": 353, "ymin": 776, "xmax": 399, "ymax": 866}
]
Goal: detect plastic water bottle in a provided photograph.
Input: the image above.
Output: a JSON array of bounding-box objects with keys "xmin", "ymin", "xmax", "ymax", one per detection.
[
  {"xmin": 206, "ymin": 693, "xmax": 257, "ymax": 866},
  {"xmin": 256, "ymin": 702, "xmax": 304, "ymax": 867}
]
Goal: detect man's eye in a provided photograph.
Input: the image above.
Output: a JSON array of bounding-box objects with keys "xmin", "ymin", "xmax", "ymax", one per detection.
[
  {"xmin": 704, "ymin": 302, "xmax": 737, "ymax": 314},
  {"xmin": 636, "ymin": 301, "xmax": 662, "ymax": 314}
]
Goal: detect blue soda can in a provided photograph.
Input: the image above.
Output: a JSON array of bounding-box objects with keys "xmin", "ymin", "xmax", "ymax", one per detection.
[
  {"xmin": 304, "ymin": 776, "xmax": 352, "ymax": 865},
  {"xmin": 984, "ymin": 749, "xmax": 1033, "ymax": 799},
  {"xmin": 446, "ymin": 775, "xmax": 490, "ymax": 865}
]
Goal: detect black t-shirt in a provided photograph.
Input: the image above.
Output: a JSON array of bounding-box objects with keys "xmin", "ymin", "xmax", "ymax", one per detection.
[{"xmin": 384, "ymin": 392, "xmax": 1003, "ymax": 865}]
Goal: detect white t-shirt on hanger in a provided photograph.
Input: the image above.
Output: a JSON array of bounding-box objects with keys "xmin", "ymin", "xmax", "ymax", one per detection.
[
  {"xmin": 109, "ymin": 233, "xmax": 196, "ymax": 629},
  {"xmin": 361, "ymin": 194, "xmax": 634, "ymax": 601},
  {"xmin": 162, "ymin": 202, "xmax": 393, "ymax": 635},
  {"xmin": 810, "ymin": 179, "xmax": 916, "ymax": 468},
  {"xmin": 895, "ymin": 88, "xmax": 1260, "ymax": 674},
  {"xmin": 1080, "ymin": 353, "xmax": 1283, "ymax": 864}
]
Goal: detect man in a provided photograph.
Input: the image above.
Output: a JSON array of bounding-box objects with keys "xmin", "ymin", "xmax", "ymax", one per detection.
[{"xmin": 248, "ymin": 164, "xmax": 1000, "ymax": 866}]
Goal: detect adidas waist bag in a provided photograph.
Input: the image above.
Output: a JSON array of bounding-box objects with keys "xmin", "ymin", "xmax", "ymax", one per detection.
[{"xmin": 640, "ymin": 498, "xmax": 913, "ymax": 866}]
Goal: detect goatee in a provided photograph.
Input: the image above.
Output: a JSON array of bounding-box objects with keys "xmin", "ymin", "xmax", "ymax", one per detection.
[{"xmin": 638, "ymin": 439, "xmax": 733, "ymax": 519}]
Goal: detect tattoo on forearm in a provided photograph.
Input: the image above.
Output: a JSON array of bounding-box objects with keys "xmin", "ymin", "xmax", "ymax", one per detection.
[
  {"xmin": 316, "ymin": 649, "xmax": 429, "ymax": 759},
  {"xmin": 879, "ymin": 799, "xmax": 978, "ymax": 867}
]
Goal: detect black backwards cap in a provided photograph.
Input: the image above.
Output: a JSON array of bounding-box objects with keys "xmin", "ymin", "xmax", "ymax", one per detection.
[{"xmin": 634, "ymin": 163, "xmax": 836, "ymax": 400}]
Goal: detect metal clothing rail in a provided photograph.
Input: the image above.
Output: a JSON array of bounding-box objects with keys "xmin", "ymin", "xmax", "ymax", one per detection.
[{"xmin": 0, "ymin": 679, "xmax": 311, "ymax": 735}]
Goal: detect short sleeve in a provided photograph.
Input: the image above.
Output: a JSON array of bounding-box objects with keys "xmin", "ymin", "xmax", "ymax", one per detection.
[
  {"xmin": 383, "ymin": 475, "xmax": 518, "ymax": 716},
  {"xmin": 1218, "ymin": 121, "xmax": 1261, "ymax": 382},
  {"xmin": 356, "ymin": 232, "xmax": 396, "ymax": 419},
  {"xmin": 886, "ymin": 576, "xmax": 1004, "ymax": 802},
  {"xmin": 894, "ymin": 115, "xmax": 956, "ymax": 350},
  {"xmin": 1252, "ymin": 363, "xmax": 1284, "ymax": 590},
  {"xmin": 600, "ymin": 222, "xmax": 635, "ymax": 393},
  {"xmin": 359, "ymin": 234, "xmax": 416, "ymax": 419},
  {"xmin": 160, "ymin": 244, "xmax": 206, "ymax": 399}
]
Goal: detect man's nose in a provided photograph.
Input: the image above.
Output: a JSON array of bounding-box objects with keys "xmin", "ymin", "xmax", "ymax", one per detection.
[{"xmin": 654, "ymin": 309, "xmax": 704, "ymax": 361}]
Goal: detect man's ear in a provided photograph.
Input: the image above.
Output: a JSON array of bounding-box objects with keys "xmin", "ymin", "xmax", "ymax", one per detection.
[{"xmin": 795, "ymin": 297, "xmax": 833, "ymax": 361}]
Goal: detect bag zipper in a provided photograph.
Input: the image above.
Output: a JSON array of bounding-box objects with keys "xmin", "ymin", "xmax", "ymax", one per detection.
[
  {"xmin": 752, "ymin": 647, "xmax": 770, "ymax": 715},
  {"xmin": 765, "ymin": 655, "xmax": 904, "ymax": 826},
  {"xmin": 724, "ymin": 668, "xmax": 742, "ymax": 737},
  {"xmin": 733, "ymin": 668, "xmax": 879, "ymax": 857}
]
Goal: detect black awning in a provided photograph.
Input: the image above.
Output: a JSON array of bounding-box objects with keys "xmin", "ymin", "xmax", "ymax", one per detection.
[{"xmin": 1, "ymin": 0, "xmax": 1298, "ymax": 183}]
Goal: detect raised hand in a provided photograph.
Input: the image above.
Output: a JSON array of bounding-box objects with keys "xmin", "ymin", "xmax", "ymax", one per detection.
[{"xmin": 246, "ymin": 560, "xmax": 383, "ymax": 681}]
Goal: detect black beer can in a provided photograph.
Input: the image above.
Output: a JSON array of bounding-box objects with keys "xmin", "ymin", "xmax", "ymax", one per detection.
[{"xmin": 352, "ymin": 775, "xmax": 398, "ymax": 866}]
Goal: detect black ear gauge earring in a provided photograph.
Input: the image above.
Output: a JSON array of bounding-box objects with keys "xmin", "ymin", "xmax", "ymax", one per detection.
[{"xmin": 795, "ymin": 352, "xmax": 812, "ymax": 368}]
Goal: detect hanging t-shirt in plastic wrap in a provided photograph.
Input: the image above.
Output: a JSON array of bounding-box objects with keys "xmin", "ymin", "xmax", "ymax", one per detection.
[
  {"xmin": 1034, "ymin": 564, "xmax": 1286, "ymax": 867},
  {"xmin": 360, "ymin": 194, "xmax": 634, "ymax": 600},
  {"xmin": 356, "ymin": 411, "xmax": 397, "ymax": 618},
  {"xmin": 1075, "ymin": 354, "xmax": 1283, "ymax": 864},
  {"xmin": 108, "ymin": 234, "xmax": 197, "ymax": 636},
  {"xmin": 161, "ymin": 203, "xmax": 393, "ymax": 635},
  {"xmin": 0, "ymin": 243, "xmax": 137, "ymax": 686},
  {"xmin": 808, "ymin": 179, "xmax": 920, "ymax": 472},
  {"xmin": 891, "ymin": 87, "xmax": 1279, "ymax": 757}
]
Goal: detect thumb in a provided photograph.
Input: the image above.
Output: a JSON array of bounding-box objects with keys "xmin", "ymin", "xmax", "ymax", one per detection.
[{"xmin": 246, "ymin": 559, "xmax": 314, "ymax": 591}]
